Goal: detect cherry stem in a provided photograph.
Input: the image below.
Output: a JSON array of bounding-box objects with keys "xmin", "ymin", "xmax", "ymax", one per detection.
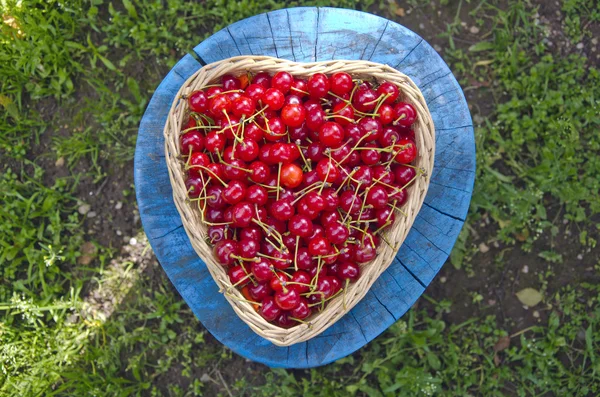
[
  {"xmin": 392, "ymin": 113, "xmax": 407, "ymax": 125},
  {"xmin": 342, "ymin": 182, "xmax": 362, "ymax": 224},
  {"xmin": 224, "ymin": 292, "xmax": 262, "ymax": 307},
  {"xmin": 343, "ymin": 279, "xmax": 350, "ymax": 311},
  {"xmin": 276, "ymin": 163, "xmax": 282, "ymax": 201},
  {"xmin": 292, "ymin": 182, "xmax": 324, "ymax": 205},
  {"xmin": 231, "ymin": 254, "xmax": 259, "ymax": 262},
  {"xmin": 291, "ymin": 87, "xmax": 310, "ymax": 95},
  {"xmin": 208, "ymin": 89, "xmax": 242, "ymax": 99},
  {"xmin": 294, "ymin": 235, "xmax": 300, "ymax": 271},
  {"xmin": 181, "ymin": 125, "xmax": 220, "ymax": 133},
  {"xmin": 220, "ymin": 160, "xmax": 252, "ymax": 173},
  {"xmin": 296, "ymin": 143, "xmax": 311, "ymax": 171},
  {"xmin": 193, "ymin": 165, "xmax": 228, "ymax": 186}
]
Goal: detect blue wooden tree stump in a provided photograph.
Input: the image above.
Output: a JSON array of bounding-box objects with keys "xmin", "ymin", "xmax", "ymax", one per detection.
[{"xmin": 134, "ymin": 7, "xmax": 475, "ymax": 368}]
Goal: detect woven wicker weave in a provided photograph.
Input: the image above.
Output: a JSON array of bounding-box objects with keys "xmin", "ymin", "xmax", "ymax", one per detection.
[{"xmin": 164, "ymin": 56, "xmax": 435, "ymax": 346}]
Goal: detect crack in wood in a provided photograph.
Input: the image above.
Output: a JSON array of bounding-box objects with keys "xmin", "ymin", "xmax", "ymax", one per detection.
[
  {"xmin": 152, "ymin": 224, "xmax": 183, "ymax": 241},
  {"xmin": 285, "ymin": 9, "xmax": 296, "ymax": 61},
  {"xmin": 367, "ymin": 20, "xmax": 389, "ymax": 61},
  {"xmin": 266, "ymin": 13, "xmax": 279, "ymax": 58},
  {"xmin": 395, "ymin": 38, "xmax": 423, "ymax": 67},
  {"xmin": 226, "ymin": 27, "xmax": 242, "ymax": 55},
  {"xmin": 423, "ymin": 202, "xmax": 465, "ymax": 221}
]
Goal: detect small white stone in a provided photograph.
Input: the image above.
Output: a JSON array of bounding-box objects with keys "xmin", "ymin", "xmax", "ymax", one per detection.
[
  {"xmin": 419, "ymin": 23, "xmax": 425, "ymax": 30},
  {"xmin": 200, "ymin": 373, "xmax": 211, "ymax": 383},
  {"xmin": 461, "ymin": 22, "xmax": 467, "ymax": 27},
  {"xmin": 522, "ymin": 265, "xmax": 529, "ymax": 274},
  {"xmin": 493, "ymin": 241, "xmax": 500, "ymax": 248},
  {"xmin": 87, "ymin": 211, "xmax": 97, "ymax": 218},
  {"xmin": 116, "ymin": 230, "xmax": 122, "ymax": 236},
  {"xmin": 577, "ymin": 254, "xmax": 583, "ymax": 260},
  {"xmin": 576, "ymin": 42, "xmax": 584, "ymax": 50},
  {"xmin": 469, "ymin": 26, "xmax": 480, "ymax": 34},
  {"xmin": 488, "ymin": 299, "xmax": 496, "ymax": 306},
  {"xmin": 440, "ymin": 276, "xmax": 447, "ymax": 283},
  {"xmin": 129, "ymin": 237, "xmax": 137, "ymax": 246},
  {"xmin": 55, "ymin": 157, "xmax": 65, "ymax": 167},
  {"xmin": 563, "ymin": 219, "xmax": 569, "ymax": 224},
  {"xmin": 78, "ymin": 204, "xmax": 91, "ymax": 215},
  {"xmin": 479, "ymin": 243, "xmax": 490, "ymax": 253},
  {"xmin": 115, "ymin": 201, "xmax": 123, "ymax": 210},
  {"xmin": 533, "ymin": 310, "xmax": 540, "ymax": 318},
  {"xmin": 433, "ymin": 44, "xmax": 442, "ymax": 52},
  {"xmin": 523, "ymin": 305, "xmax": 529, "ymax": 310},
  {"xmin": 592, "ymin": 38, "xmax": 598, "ymax": 45}
]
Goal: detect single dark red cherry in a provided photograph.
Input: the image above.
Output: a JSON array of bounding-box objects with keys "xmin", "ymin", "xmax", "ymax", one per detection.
[
  {"xmin": 185, "ymin": 176, "xmax": 205, "ymax": 198},
  {"xmin": 295, "ymin": 248, "xmax": 315, "ymax": 270},
  {"xmin": 269, "ymin": 199, "xmax": 295, "ymax": 221},
  {"xmin": 316, "ymin": 159, "xmax": 339, "ymax": 183},
  {"xmin": 291, "ymin": 298, "xmax": 311, "ymax": 320},
  {"xmin": 240, "ymin": 226, "xmax": 263, "ymax": 243},
  {"xmin": 274, "ymin": 288, "xmax": 300, "ymax": 310},
  {"xmin": 290, "ymin": 271, "xmax": 311, "ymax": 294},
  {"xmin": 288, "ymin": 214, "xmax": 314, "ymax": 238},
  {"xmin": 208, "ymin": 95, "xmax": 232, "ymax": 118},
  {"xmin": 388, "ymin": 186, "xmax": 408, "ymax": 206},
  {"xmin": 205, "ymin": 207, "xmax": 225, "ymax": 223},
  {"xmin": 245, "ymin": 185, "xmax": 268, "ymax": 206},
  {"xmin": 319, "ymin": 121, "xmax": 345, "ymax": 148},
  {"xmin": 377, "ymin": 104, "xmax": 395, "ymax": 125},
  {"xmin": 337, "ymin": 244, "xmax": 356, "ymax": 262},
  {"xmin": 231, "ymin": 95, "xmax": 256, "ymax": 118},
  {"xmin": 188, "ymin": 90, "xmax": 208, "ymax": 113},
  {"xmin": 316, "ymin": 276, "xmax": 336, "ymax": 299},
  {"xmin": 281, "ymin": 103, "xmax": 306, "ymax": 127},
  {"xmin": 221, "ymin": 74, "xmax": 241, "ymax": 90},
  {"xmin": 355, "ymin": 241, "xmax": 377, "ymax": 263},
  {"xmin": 251, "ymin": 258, "xmax": 273, "ymax": 282},
  {"xmin": 248, "ymin": 282, "xmax": 272, "ymax": 301},
  {"xmin": 284, "ymin": 94, "xmax": 302, "ymax": 106},
  {"xmin": 245, "ymin": 83, "xmax": 266, "ymax": 102},
  {"xmin": 260, "ymin": 296, "xmax": 281, "ymax": 321},
  {"xmin": 393, "ymin": 102, "xmax": 417, "ymax": 127},
  {"xmin": 358, "ymin": 117, "xmax": 383, "ymax": 142},
  {"xmin": 270, "ymin": 142, "xmax": 293, "ymax": 164},
  {"xmin": 307, "ymin": 73, "xmax": 330, "ymax": 99},
  {"xmin": 205, "ymin": 185, "xmax": 226, "ymax": 209},
  {"xmin": 360, "ymin": 143, "xmax": 381, "ymax": 166},
  {"xmin": 352, "ymin": 165, "xmax": 373, "ymax": 188},
  {"xmin": 375, "ymin": 207, "xmax": 396, "ymax": 228},
  {"xmin": 329, "ymin": 72, "xmax": 353, "ymax": 95},
  {"xmin": 228, "ymin": 265, "xmax": 248, "ymax": 286},
  {"xmin": 393, "ymin": 164, "xmax": 416, "ymax": 187},
  {"xmin": 262, "ymin": 88, "xmax": 285, "ymax": 110},
  {"xmin": 222, "ymin": 159, "xmax": 248, "ymax": 181},
  {"xmin": 206, "ymin": 86, "xmax": 223, "ymax": 97},
  {"xmin": 320, "ymin": 188, "xmax": 339, "ymax": 211},
  {"xmin": 238, "ymin": 238, "xmax": 258, "ymax": 260},
  {"xmin": 352, "ymin": 87, "xmax": 378, "ymax": 112},
  {"xmin": 324, "ymin": 222, "xmax": 350, "ymax": 245},
  {"xmin": 291, "ymin": 78, "xmax": 308, "ymax": 97},
  {"xmin": 320, "ymin": 210, "xmax": 341, "ymax": 226},
  {"xmin": 248, "ymin": 161, "xmax": 271, "ymax": 184},
  {"xmin": 276, "ymin": 312, "xmax": 295, "ymax": 328},
  {"xmin": 271, "ymin": 71, "xmax": 294, "ymax": 94},
  {"xmin": 188, "ymin": 152, "xmax": 210, "ymax": 176},
  {"xmin": 377, "ymin": 81, "xmax": 400, "ymax": 104},
  {"xmin": 214, "ymin": 239, "xmax": 238, "ymax": 266},
  {"xmin": 236, "ymin": 138, "xmax": 259, "ymax": 162},
  {"xmin": 331, "ymin": 102, "xmax": 355, "ymax": 126},
  {"xmin": 232, "ymin": 201, "xmax": 254, "ymax": 227},
  {"xmin": 264, "ymin": 117, "xmax": 287, "ymax": 141},
  {"xmin": 289, "ymin": 123, "xmax": 309, "ymax": 141},
  {"xmin": 366, "ymin": 186, "xmax": 389, "ymax": 209},
  {"xmin": 308, "ymin": 236, "xmax": 330, "ymax": 257},
  {"xmin": 393, "ymin": 138, "xmax": 418, "ymax": 164},
  {"xmin": 252, "ymin": 72, "xmax": 271, "ymax": 88},
  {"xmin": 180, "ymin": 131, "xmax": 205, "ymax": 155},
  {"xmin": 222, "ymin": 180, "xmax": 247, "ymax": 205},
  {"xmin": 301, "ymin": 169, "xmax": 320, "ymax": 188},
  {"xmin": 339, "ymin": 190, "xmax": 361, "ymax": 214},
  {"xmin": 305, "ymin": 106, "xmax": 326, "ymax": 132},
  {"xmin": 207, "ymin": 224, "xmax": 230, "ymax": 244},
  {"xmin": 205, "ymin": 131, "xmax": 226, "ymax": 154},
  {"xmin": 373, "ymin": 165, "xmax": 395, "ymax": 186},
  {"xmin": 379, "ymin": 127, "xmax": 400, "ymax": 147}
]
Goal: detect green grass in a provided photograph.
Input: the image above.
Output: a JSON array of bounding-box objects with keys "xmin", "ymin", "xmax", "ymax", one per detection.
[{"xmin": 1, "ymin": 0, "xmax": 600, "ymax": 395}]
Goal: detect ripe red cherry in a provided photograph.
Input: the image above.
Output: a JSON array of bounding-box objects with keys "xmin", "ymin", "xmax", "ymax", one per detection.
[
  {"xmin": 320, "ymin": 188, "xmax": 339, "ymax": 211},
  {"xmin": 373, "ymin": 165, "xmax": 395, "ymax": 186},
  {"xmin": 280, "ymin": 163, "xmax": 303, "ymax": 188},
  {"xmin": 360, "ymin": 143, "xmax": 381, "ymax": 165},
  {"xmin": 205, "ymin": 207, "xmax": 224, "ymax": 223},
  {"xmin": 244, "ymin": 123, "xmax": 263, "ymax": 142},
  {"xmin": 291, "ymin": 298, "xmax": 311, "ymax": 319},
  {"xmin": 189, "ymin": 90, "xmax": 208, "ymax": 113},
  {"xmin": 232, "ymin": 95, "xmax": 256, "ymax": 118},
  {"xmin": 302, "ymin": 191, "xmax": 326, "ymax": 212},
  {"xmin": 305, "ymin": 107, "xmax": 326, "ymax": 132},
  {"xmin": 221, "ymin": 74, "xmax": 241, "ymax": 90},
  {"xmin": 281, "ymin": 104, "xmax": 306, "ymax": 127},
  {"xmin": 358, "ymin": 117, "xmax": 383, "ymax": 142},
  {"xmin": 375, "ymin": 207, "xmax": 396, "ymax": 228},
  {"xmin": 388, "ymin": 186, "xmax": 408, "ymax": 206},
  {"xmin": 355, "ymin": 241, "xmax": 377, "ymax": 263},
  {"xmin": 180, "ymin": 131, "xmax": 205, "ymax": 155},
  {"xmin": 222, "ymin": 159, "xmax": 248, "ymax": 181},
  {"xmin": 253, "ymin": 72, "xmax": 271, "ymax": 88},
  {"xmin": 352, "ymin": 165, "xmax": 373, "ymax": 188},
  {"xmin": 352, "ymin": 87, "xmax": 378, "ymax": 112},
  {"xmin": 271, "ymin": 71, "xmax": 294, "ymax": 94},
  {"xmin": 377, "ymin": 104, "xmax": 395, "ymax": 125},
  {"xmin": 205, "ymin": 131, "xmax": 226, "ymax": 153},
  {"xmin": 393, "ymin": 165, "xmax": 417, "ymax": 186},
  {"xmin": 288, "ymin": 214, "xmax": 314, "ymax": 238},
  {"xmin": 185, "ymin": 176, "xmax": 205, "ymax": 198},
  {"xmin": 379, "ymin": 127, "xmax": 400, "ymax": 147},
  {"xmin": 245, "ymin": 83, "xmax": 265, "ymax": 102},
  {"xmin": 222, "ymin": 180, "xmax": 247, "ymax": 205},
  {"xmin": 316, "ymin": 159, "xmax": 339, "ymax": 183},
  {"xmin": 236, "ymin": 139, "xmax": 259, "ymax": 162},
  {"xmin": 248, "ymin": 282, "xmax": 272, "ymax": 301},
  {"xmin": 240, "ymin": 226, "xmax": 263, "ymax": 243},
  {"xmin": 207, "ymin": 224, "xmax": 230, "ymax": 244},
  {"xmin": 208, "ymin": 95, "xmax": 232, "ymax": 118},
  {"xmin": 289, "ymin": 123, "xmax": 309, "ymax": 141},
  {"xmin": 290, "ymin": 271, "xmax": 311, "ymax": 293},
  {"xmin": 274, "ymin": 288, "xmax": 300, "ymax": 310},
  {"xmin": 238, "ymin": 238, "xmax": 259, "ymax": 259},
  {"xmin": 337, "ymin": 244, "xmax": 356, "ymax": 262},
  {"xmin": 316, "ymin": 276, "xmax": 337, "ymax": 299},
  {"xmin": 366, "ymin": 186, "xmax": 389, "ymax": 209},
  {"xmin": 307, "ymin": 73, "xmax": 330, "ymax": 99},
  {"xmin": 205, "ymin": 185, "xmax": 226, "ymax": 209},
  {"xmin": 251, "ymin": 258, "xmax": 274, "ymax": 282},
  {"xmin": 291, "ymin": 79, "xmax": 308, "ymax": 97},
  {"xmin": 270, "ymin": 142, "xmax": 292, "ymax": 163},
  {"xmin": 377, "ymin": 81, "xmax": 400, "ymax": 104},
  {"xmin": 339, "ymin": 190, "xmax": 361, "ymax": 214},
  {"xmin": 319, "ymin": 122, "xmax": 345, "ymax": 148},
  {"xmin": 393, "ymin": 102, "xmax": 417, "ymax": 127},
  {"xmin": 393, "ymin": 138, "xmax": 418, "ymax": 163},
  {"xmin": 188, "ymin": 152, "xmax": 210, "ymax": 174},
  {"xmin": 228, "ymin": 265, "xmax": 248, "ymax": 286},
  {"xmin": 331, "ymin": 102, "xmax": 355, "ymax": 126},
  {"xmin": 246, "ymin": 161, "xmax": 269, "ymax": 184},
  {"xmin": 329, "ymin": 72, "xmax": 353, "ymax": 95},
  {"xmin": 308, "ymin": 236, "xmax": 330, "ymax": 257},
  {"xmin": 206, "ymin": 86, "xmax": 223, "ymax": 97},
  {"xmin": 277, "ymin": 312, "xmax": 295, "ymax": 328},
  {"xmin": 325, "ymin": 222, "xmax": 350, "ymax": 245},
  {"xmin": 260, "ymin": 296, "xmax": 281, "ymax": 321},
  {"xmin": 320, "ymin": 210, "xmax": 341, "ymax": 226},
  {"xmin": 232, "ymin": 201, "xmax": 253, "ymax": 227},
  {"xmin": 337, "ymin": 262, "xmax": 360, "ymax": 282},
  {"xmin": 295, "ymin": 248, "xmax": 315, "ymax": 270},
  {"xmin": 245, "ymin": 185, "xmax": 268, "ymax": 206},
  {"xmin": 262, "ymin": 88, "xmax": 285, "ymax": 110},
  {"xmin": 269, "ymin": 199, "xmax": 295, "ymax": 221},
  {"xmin": 213, "ymin": 239, "xmax": 238, "ymax": 266},
  {"xmin": 284, "ymin": 94, "xmax": 302, "ymax": 106},
  {"xmin": 264, "ymin": 117, "xmax": 286, "ymax": 141}
]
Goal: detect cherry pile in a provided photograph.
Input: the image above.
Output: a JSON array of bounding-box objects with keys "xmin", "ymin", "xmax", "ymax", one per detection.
[{"xmin": 180, "ymin": 70, "xmax": 419, "ymax": 328}]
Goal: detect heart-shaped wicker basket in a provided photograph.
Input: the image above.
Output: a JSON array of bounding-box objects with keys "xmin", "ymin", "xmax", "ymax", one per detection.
[{"xmin": 164, "ymin": 56, "xmax": 435, "ymax": 346}]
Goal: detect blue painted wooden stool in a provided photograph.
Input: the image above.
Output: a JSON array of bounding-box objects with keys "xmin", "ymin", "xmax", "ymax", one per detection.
[{"xmin": 134, "ymin": 7, "xmax": 475, "ymax": 368}]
